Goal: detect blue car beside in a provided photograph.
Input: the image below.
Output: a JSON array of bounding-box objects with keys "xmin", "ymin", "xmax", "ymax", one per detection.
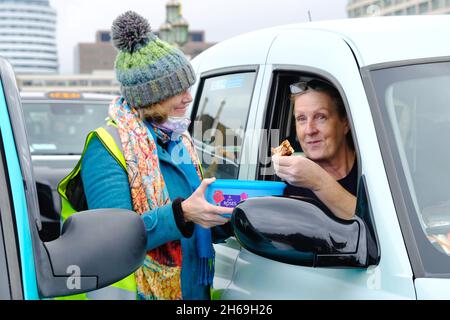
[{"xmin": 0, "ymin": 58, "xmax": 146, "ymax": 299}]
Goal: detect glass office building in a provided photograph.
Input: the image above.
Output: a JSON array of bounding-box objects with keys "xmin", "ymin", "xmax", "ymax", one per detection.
[
  {"xmin": 347, "ymin": 0, "xmax": 450, "ymax": 18},
  {"xmin": 0, "ymin": 0, "xmax": 58, "ymax": 74}
]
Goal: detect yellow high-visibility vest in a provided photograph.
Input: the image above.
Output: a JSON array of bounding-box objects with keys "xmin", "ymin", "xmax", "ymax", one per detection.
[{"xmin": 57, "ymin": 120, "xmax": 136, "ymax": 300}]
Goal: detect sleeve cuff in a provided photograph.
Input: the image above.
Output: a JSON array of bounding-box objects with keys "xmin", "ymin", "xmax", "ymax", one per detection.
[{"xmin": 172, "ymin": 198, "xmax": 195, "ymax": 238}]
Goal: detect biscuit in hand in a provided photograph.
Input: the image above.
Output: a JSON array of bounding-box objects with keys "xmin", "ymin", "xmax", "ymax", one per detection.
[{"xmin": 271, "ymin": 139, "xmax": 294, "ymax": 156}]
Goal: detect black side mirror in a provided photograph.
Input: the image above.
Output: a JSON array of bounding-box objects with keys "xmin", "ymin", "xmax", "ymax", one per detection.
[
  {"xmin": 38, "ymin": 209, "xmax": 146, "ymax": 298},
  {"xmin": 232, "ymin": 196, "xmax": 375, "ymax": 268}
]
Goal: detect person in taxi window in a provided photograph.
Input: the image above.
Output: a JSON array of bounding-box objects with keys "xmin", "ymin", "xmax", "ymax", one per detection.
[
  {"xmin": 80, "ymin": 11, "xmax": 232, "ymax": 300},
  {"xmin": 273, "ymin": 79, "xmax": 357, "ymax": 220}
]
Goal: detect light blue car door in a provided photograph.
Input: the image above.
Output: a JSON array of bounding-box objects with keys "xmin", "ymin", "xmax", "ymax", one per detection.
[{"xmin": 0, "ymin": 59, "xmax": 40, "ymax": 300}]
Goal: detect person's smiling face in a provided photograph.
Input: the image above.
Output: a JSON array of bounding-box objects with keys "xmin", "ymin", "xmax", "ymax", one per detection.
[
  {"xmin": 161, "ymin": 90, "xmax": 193, "ymax": 117},
  {"xmin": 294, "ymin": 90, "xmax": 349, "ymax": 164}
]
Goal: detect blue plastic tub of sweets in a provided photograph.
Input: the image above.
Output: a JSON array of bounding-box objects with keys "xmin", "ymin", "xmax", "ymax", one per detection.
[{"xmin": 205, "ymin": 179, "xmax": 287, "ymax": 218}]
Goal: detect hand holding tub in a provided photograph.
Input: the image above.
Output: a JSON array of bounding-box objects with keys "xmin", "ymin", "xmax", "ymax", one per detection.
[{"xmin": 182, "ymin": 178, "xmax": 233, "ymax": 228}]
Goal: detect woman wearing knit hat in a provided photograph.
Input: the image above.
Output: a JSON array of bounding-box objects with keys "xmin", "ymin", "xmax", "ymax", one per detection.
[{"xmin": 79, "ymin": 11, "xmax": 233, "ymax": 300}]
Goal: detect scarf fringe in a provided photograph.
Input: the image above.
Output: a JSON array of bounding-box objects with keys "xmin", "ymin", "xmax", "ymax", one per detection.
[{"xmin": 198, "ymin": 257, "xmax": 215, "ymax": 286}]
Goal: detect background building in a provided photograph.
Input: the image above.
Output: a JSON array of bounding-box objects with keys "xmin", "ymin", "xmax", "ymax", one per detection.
[
  {"xmin": 0, "ymin": 0, "xmax": 58, "ymax": 74},
  {"xmin": 19, "ymin": 0, "xmax": 213, "ymax": 93},
  {"xmin": 74, "ymin": 30, "xmax": 116, "ymax": 74},
  {"xmin": 73, "ymin": 0, "xmax": 215, "ymax": 75},
  {"xmin": 156, "ymin": 0, "xmax": 216, "ymax": 58},
  {"xmin": 347, "ymin": 0, "xmax": 450, "ymax": 18},
  {"xmin": 16, "ymin": 70, "xmax": 120, "ymax": 94},
  {"xmin": 74, "ymin": 29, "xmax": 214, "ymax": 75}
]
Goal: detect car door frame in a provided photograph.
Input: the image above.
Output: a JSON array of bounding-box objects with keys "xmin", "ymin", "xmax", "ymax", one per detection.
[
  {"xmin": 0, "ymin": 58, "xmax": 43, "ymax": 300},
  {"xmin": 0, "ymin": 130, "xmax": 23, "ymax": 299},
  {"xmin": 189, "ymin": 64, "xmax": 267, "ymax": 295}
]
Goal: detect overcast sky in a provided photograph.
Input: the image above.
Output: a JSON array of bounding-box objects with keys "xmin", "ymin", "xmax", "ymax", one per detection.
[{"xmin": 49, "ymin": 0, "xmax": 348, "ymax": 74}]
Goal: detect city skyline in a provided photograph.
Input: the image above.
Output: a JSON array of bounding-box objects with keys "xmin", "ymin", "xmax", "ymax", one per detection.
[{"xmin": 50, "ymin": 0, "xmax": 348, "ymax": 74}]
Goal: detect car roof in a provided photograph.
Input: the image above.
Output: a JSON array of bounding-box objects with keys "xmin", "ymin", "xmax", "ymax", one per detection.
[
  {"xmin": 195, "ymin": 16, "xmax": 450, "ymax": 68},
  {"xmin": 20, "ymin": 91, "xmax": 116, "ymax": 101},
  {"xmin": 282, "ymin": 15, "xmax": 450, "ymax": 67}
]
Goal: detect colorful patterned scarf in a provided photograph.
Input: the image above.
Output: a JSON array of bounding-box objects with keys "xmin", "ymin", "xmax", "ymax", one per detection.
[{"xmin": 109, "ymin": 97, "xmax": 204, "ymax": 300}]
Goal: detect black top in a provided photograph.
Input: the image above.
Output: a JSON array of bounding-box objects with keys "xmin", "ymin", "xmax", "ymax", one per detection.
[{"xmin": 284, "ymin": 160, "xmax": 358, "ymax": 218}]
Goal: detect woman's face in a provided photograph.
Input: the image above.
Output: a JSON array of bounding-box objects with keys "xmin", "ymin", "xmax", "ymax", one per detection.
[
  {"xmin": 294, "ymin": 90, "xmax": 349, "ymax": 164},
  {"xmin": 160, "ymin": 90, "xmax": 193, "ymax": 117}
]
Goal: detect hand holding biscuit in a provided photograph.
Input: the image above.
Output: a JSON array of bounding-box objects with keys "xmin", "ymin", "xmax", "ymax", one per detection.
[
  {"xmin": 272, "ymin": 141, "xmax": 324, "ymax": 191},
  {"xmin": 274, "ymin": 155, "xmax": 325, "ymax": 191},
  {"xmin": 272, "ymin": 140, "xmax": 294, "ymax": 174}
]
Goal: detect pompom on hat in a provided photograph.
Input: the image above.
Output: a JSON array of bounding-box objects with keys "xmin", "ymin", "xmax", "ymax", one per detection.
[{"xmin": 112, "ymin": 11, "xmax": 196, "ymax": 108}]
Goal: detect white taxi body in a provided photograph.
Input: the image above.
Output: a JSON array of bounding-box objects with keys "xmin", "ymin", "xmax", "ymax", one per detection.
[{"xmin": 188, "ymin": 16, "xmax": 450, "ymax": 299}]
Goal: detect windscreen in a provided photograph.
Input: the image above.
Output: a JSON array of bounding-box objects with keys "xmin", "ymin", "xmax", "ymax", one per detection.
[{"xmin": 22, "ymin": 101, "xmax": 109, "ymax": 155}]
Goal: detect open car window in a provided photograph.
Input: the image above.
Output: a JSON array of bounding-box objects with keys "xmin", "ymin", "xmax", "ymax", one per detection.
[{"xmin": 258, "ymin": 72, "xmax": 354, "ymax": 180}]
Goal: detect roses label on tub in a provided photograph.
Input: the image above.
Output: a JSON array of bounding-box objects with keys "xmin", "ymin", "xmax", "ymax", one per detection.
[{"xmin": 213, "ymin": 190, "xmax": 248, "ymax": 208}]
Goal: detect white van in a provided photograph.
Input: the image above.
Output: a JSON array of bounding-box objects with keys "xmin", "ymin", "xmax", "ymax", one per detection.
[{"xmin": 188, "ymin": 16, "xmax": 450, "ymax": 299}]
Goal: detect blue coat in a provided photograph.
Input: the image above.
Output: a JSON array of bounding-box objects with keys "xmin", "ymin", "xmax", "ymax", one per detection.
[{"xmin": 81, "ymin": 122, "xmax": 229, "ymax": 300}]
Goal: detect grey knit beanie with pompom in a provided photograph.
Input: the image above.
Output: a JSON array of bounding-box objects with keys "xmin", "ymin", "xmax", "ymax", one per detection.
[{"xmin": 112, "ymin": 11, "xmax": 196, "ymax": 108}]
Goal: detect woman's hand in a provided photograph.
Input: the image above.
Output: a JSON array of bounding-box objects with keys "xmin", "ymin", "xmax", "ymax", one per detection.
[
  {"xmin": 181, "ymin": 178, "xmax": 233, "ymax": 228},
  {"xmin": 272, "ymin": 155, "xmax": 325, "ymax": 191},
  {"xmin": 273, "ymin": 155, "xmax": 356, "ymax": 220}
]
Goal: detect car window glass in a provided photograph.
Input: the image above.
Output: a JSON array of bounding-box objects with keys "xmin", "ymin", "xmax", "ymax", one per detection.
[
  {"xmin": 193, "ymin": 72, "xmax": 256, "ymax": 179},
  {"xmin": 22, "ymin": 102, "xmax": 109, "ymax": 155},
  {"xmin": 372, "ymin": 63, "xmax": 450, "ymax": 258}
]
